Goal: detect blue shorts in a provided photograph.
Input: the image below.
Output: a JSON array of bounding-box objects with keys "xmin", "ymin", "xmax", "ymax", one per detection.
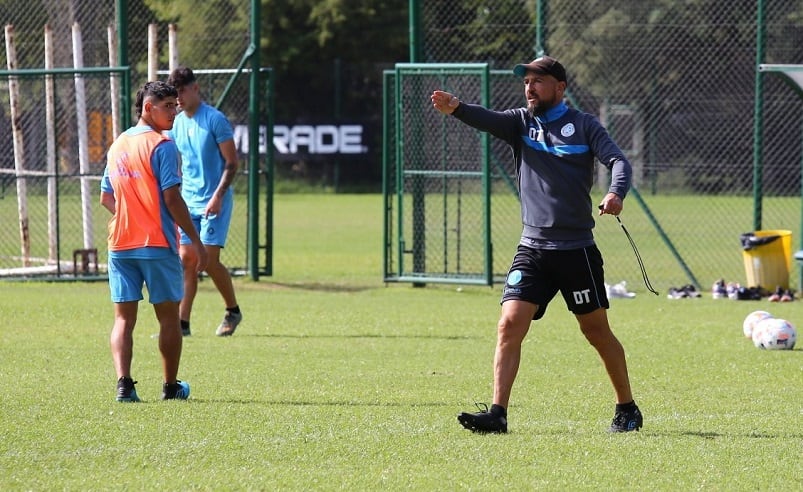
[
  {"xmin": 179, "ymin": 196, "xmax": 233, "ymax": 247},
  {"xmin": 501, "ymin": 244, "xmax": 609, "ymax": 320},
  {"xmin": 108, "ymin": 255, "xmax": 184, "ymax": 304}
]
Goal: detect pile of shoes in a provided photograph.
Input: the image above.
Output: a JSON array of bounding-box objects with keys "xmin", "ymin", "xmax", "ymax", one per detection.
[
  {"xmin": 711, "ymin": 279, "xmax": 789, "ymax": 301},
  {"xmin": 689, "ymin": 279, "xmax": 797, "ymax": 302},
  {"xmin": 768, "ymin": 286, "xmax": 795, "ymax": 302},
  {"xmin": 714, "ymin": 280, "xmax": 744, "ymax": 300},
  {"xmin": 735, "ymin": 285, "xmax": 763, "ymax": 300},
  {"xmin": 712, "ymin": 279, "xmax": 727, "ymax": 299},
  {"xmin": 667, "ymin": 284, "xmax": 702, "ymax": 299},
  {"xmin": 606, "ymin": 281, "xmax": 636, "ymax": 299},
  {"xmin": 726, "ymin": 282, "xmax": 740, "ymax": 300}
]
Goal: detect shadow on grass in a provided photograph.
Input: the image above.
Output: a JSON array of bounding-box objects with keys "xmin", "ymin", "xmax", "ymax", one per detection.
[
  {"xmin": 483, "ymin": 428, "xmax": 803, "ymax": 439},
  {"xmin": 186, "ymin": 399, "xmax": 456, "ymax": 407},
  {"xmin": 660, "ymin": 430, "xmax": 803, "ymax": 439},
  {"xmin": 262, "ymin": 281, "xmax": 379, "ymax": 293},
  {"xmin": 244, "ymin": 333, "xmax": 480, "ymax": 340}
]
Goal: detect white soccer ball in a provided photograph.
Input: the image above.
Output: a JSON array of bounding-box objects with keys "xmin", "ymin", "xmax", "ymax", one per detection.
[
  {"xmin": 742, "ymin": 310, "xmax": 773, "ymax": 339},
  {"xmin": 752, "ymin": 318, "xmax": 797, "ymax": 350}
]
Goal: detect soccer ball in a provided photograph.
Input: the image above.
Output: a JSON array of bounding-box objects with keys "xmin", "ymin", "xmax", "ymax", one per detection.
[
  {"xmin": 752, "ymin": 318, "xmax": 797, "ymax": 350},
  {"xmin": 742, "ymin": 310, "xmax": 773, "ymax": 339}
]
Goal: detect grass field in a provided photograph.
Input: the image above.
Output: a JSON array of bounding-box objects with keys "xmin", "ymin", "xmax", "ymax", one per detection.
[{"xmin": 1, "ymin": 194, "xmax": 801, "ymax": 490}]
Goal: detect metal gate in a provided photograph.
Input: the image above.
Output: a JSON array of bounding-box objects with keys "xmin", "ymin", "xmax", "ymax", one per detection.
[{"xmin": 384, "ymin": 63, "xmax": 498, "ymax": 285}]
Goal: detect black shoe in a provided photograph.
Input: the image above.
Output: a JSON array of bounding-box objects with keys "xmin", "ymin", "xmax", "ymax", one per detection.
[
  {"xmin": 737, "ymin": 286, "xmax": 762, "ymax": 301},
  {"xmin": 681, "ymin": 284, "xmax": 701, "ymax": 298},
  {"xmin": 666, "ymin": 286, "xmax": 688, "ymax": 299},
  {"xmin": 181, "ymin": 326, "xmax": 191, "ymax": 337},
  {"xmin": 116, "ymin": 377, "xmax": 141, "ymax": 403},
  {"xmin": 457, "ymin": 403, "xmax": 507, "ymax": 434},
  {"xmin": 161, "ymin": 381, "xmax": 191, "ymax": 400},
  {"xmin": 609, "ymin": 404, "xmax": 643, "ymax": 432}
]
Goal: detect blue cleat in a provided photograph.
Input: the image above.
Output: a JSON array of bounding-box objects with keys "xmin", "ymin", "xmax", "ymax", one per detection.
[
  {"xmin": 116, "ymin": 377, "xmax": 141, "ymax": 403},
  {"xmin": 162, "ymin": 380, "xmax": 190, "ymax": 400},
  {"xmin": 609, "ymin": 404, "xmax": 643, "ymax": 432}
]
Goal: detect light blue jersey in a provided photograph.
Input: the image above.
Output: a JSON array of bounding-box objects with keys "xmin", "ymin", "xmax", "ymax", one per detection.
[{"xmin": 167, "ymin": 102, "xmax": 234, "ymax": 209}]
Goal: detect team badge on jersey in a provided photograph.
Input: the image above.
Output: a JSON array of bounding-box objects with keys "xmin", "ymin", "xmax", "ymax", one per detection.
[{"xmin": 561, "ymin": 123, "xmax": 575, "ymax": 137}]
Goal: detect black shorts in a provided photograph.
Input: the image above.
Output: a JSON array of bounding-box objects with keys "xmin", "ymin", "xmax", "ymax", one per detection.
[{"xmin": 501, "ymin": 244, "xmax": 609, "ymax": 320}]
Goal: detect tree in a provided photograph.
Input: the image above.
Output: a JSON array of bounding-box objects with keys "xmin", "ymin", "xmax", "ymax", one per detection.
[{"xmin": 145, "ymin": 0, "xmax": 408, "ymax": 121}]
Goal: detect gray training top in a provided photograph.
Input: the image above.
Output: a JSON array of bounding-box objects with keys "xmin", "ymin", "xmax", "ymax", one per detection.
[{"xmin": 452, "ymin": 100, "xmax": 632, "ymax": 249}]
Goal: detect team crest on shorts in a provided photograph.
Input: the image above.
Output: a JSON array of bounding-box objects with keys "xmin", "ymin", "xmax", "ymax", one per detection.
[
  {"xmin": 561, "ymin": 123, "xmax": 575, "ymax": 137},
  {"xmin": 507, "ymin": 270, "xmax": 522, "ymax": 286}
]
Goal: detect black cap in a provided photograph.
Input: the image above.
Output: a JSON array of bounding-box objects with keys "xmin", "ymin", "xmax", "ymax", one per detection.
[{"xmin": 513, "ymin": 56, "xmax": 567, "ymax": 82}]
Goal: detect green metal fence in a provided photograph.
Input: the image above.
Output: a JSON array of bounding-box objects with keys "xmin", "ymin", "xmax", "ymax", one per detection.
[
  {"xmin": 386, "ymin": 63, "xmax": 493, "ymax": 285},
  {"xmin": 0, "ymin": 68, "xmax": 127, "ymax": 279},
  {"xmin": 386, "ymin": 0, "xmax": 803, "ymax": 293},
  {"xmin": 0, "ymin": 0, "xmax": 273, "ymax": 280}
]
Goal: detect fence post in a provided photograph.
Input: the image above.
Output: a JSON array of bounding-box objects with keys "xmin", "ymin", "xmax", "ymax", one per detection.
[{"xmin": 4, "ymin": 24, "xmax": 31, "ymax": 267}]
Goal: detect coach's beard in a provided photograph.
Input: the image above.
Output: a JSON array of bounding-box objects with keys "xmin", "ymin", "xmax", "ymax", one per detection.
[
  {"xmin": 528, "ymin": 97, "xmax": 559, "ymax": 117},
  {"xmin": 528, "ymin": 103, "xmax": 547, "ymax": 117},
  {"xmin": 527, "ymin": 96, "xmax": 547, "ymax": 116}
]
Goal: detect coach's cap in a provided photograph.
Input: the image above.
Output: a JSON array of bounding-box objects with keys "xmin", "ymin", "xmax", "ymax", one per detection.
[{"xmin": 513, "ymin": 56, "xmax": 567, "ymax": 82}]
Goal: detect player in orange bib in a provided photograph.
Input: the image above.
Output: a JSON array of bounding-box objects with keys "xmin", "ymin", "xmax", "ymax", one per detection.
[{"xmin": 101, "ymin": 81, "xmax": 207, "ymax": 402}]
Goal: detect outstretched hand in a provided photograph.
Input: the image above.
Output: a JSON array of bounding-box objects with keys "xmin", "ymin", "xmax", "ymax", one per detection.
[{"xmin": 431, "ymin": 90, "xmax": 460, "ymax": 115}]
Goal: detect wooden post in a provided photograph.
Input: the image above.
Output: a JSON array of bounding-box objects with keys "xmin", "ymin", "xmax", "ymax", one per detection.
[
  {"xmin": 71, "ymin": 22, "xmax": 94, "ymax": 250},
  {"xmin": 44, "ymin": 25, "xmax": 57, "ymax": 262},
  {"xmin": 168, "ymin": 24, "xmax": 178, "ymax": 72},
  {"xmin": 107, "ymin": 25, "xmax": 120, "ymax": 137},
  {"xmin": 148, "ymin": 23, "xmax": 158, "ymax": 81},
  {"xmin": 4, "ymin": 24, "xmax": 31, "ymax": 267}
]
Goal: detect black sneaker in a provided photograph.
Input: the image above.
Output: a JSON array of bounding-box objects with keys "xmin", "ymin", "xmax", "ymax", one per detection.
[
  {"xmin": 609, "ymin": 404, "xmax": 643, "ymax": 432},
  {"xmin": 181, "ymin": 326, "xmax": 191, "ymax": 337},
  {"xmin": 737, "ymin": 286, "xmax": 762, "ymax": 301},
  {"xmin": 457, "ymin": 403, "xmax": 507, "ymax": 434},
  {"xmin": 666, "ymin": 286, "xmax": 688, "ymax": 299},
  {"xmin": 161, "ymin": 381, "xmax": 191, "ymax": 400},
  {"xmin": 116, "ymin": 377, "xmax": 141, "ymax": 403},
  {"xmin": 682, "ymin": 284, "xmax": 701, "ymax": 298}
]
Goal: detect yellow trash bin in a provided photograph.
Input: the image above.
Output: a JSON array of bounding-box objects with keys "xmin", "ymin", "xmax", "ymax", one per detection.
[{"xmin": 741, "ymin": 230, "xmax": 792, "ymax": 290}]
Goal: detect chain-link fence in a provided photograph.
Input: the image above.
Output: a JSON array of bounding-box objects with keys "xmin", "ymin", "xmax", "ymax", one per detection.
[
  {"xmin": 385, "ymin": 64, "xmax": 545, "ymax": 284},
  {"xmin": 0, "ymin": 0, "xmax": 265, "ymax": 278},
  {"xmin": 385, "ymin": 0, "xmax": 803, "ymax": 293}
]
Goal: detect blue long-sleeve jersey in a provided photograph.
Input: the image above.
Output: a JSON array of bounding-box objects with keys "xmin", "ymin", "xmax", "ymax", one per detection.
[{"xmin": 452, "ymin": 100, "xmax": 632, "ymax": 248}]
